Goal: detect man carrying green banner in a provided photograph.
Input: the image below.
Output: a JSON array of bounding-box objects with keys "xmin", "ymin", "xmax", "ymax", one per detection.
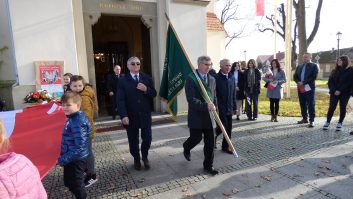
[{"xmin": 183, "ymin": 55, "xmax": 219, "ymax": 175}]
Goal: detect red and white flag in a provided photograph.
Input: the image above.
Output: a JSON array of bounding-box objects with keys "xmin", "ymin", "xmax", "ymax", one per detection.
[
  {"xmin": 256, "ymin": 0, "xmax": 265, "ymax": 16},
  {"xmin": 0, "ymin": 102, "xmax": 66, "ymax": 179}
]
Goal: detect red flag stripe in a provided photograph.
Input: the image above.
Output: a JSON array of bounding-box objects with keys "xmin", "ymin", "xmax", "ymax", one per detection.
[{"xmin": 8, "ymin": 102, "xmax": 66, "ymax": 179}]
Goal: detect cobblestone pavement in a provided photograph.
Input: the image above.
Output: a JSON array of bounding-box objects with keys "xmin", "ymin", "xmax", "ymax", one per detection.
[{"xmin": 43, "ymin": 114, "xmax": 353, "ymax": 199}]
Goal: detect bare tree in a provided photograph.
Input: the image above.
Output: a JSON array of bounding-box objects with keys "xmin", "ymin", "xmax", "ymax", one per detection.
[
  {"xmin": 219, "ymin": 0, "xmax": 246, "ymax": 48},
  {"xmin": 257, "ymin": 0, "xmax": 323, "ymax": 68}
]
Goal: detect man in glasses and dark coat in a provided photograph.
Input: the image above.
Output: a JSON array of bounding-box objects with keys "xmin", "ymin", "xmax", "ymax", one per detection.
[
  {"xmin": 182, "ymin": 55, "xmax": 219, "ymax": 175},
  {"xmin": 117, "ymin": 56, "xmax": 157, "ymax": 171}
]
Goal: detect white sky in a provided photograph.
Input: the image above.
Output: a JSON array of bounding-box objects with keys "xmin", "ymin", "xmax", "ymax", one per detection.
[{"xmin": 216, "ymin": 0, "xmax": 353, "ymax": 62}]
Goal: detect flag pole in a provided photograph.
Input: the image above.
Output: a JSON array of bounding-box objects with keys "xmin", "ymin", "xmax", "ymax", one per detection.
[{"xmin": 164, "ymin": 13, "xmax": 239, "ymax": 158}]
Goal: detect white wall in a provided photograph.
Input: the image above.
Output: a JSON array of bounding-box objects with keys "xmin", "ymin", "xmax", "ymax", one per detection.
[
  {"xmin": 207, "ymin": 31, "xmax": 226, "ymax": 71},
  {"xmin": 167, "ymin": 1, "xmax": 208, "ymax": 68},
  {"xmin": 0, "ymin": 0, "xmax": 16, "ymax": 81},
  {"xmin": 165, "ymin": 1, "xmax": 209, "ymax": 114},
  {"xmin": 8, "ymin": 0, "xmax": 79, "ymax": 85}
]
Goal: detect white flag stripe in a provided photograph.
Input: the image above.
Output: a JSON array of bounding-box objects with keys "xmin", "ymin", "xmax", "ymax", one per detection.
[
  {"xmin": 47, "ymin": 103, "xmax": 59, "ymax": 114},
  {"xmin": 0, "ymin": 109, "xmax": 23, "ymax": 138}
]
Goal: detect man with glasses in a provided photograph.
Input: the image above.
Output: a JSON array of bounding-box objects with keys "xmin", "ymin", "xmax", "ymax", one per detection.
[
  {"xmin": 117, "ymin": 56, "xmax": 157, "ymax": 170},
  {"xmin": 214, "ymin": 59, "xmax": 236, "ymax": 154},
  {"xmin": 183, "ymin": 55, "xmax": 219, "ymax": 175}
]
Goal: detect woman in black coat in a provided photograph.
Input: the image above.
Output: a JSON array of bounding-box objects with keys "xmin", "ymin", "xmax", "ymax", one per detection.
[
  {"xmin": 323, "ymin": 55, "xmax": 352, "ymax": 131},
  {"xmin": 243, "ymin": 59, "xmax": 261, "ymax": 120}
]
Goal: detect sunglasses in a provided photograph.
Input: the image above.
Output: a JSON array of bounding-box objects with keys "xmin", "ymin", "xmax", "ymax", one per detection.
[{"xmin": 130, "ymin": 62, "xmax": 141, "ymax": 66}]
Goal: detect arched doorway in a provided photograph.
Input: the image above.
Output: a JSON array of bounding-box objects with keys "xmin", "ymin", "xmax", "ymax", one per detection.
[{"xmin": 92, "ymin": 15, "xmax": 152, "ymax": 116}]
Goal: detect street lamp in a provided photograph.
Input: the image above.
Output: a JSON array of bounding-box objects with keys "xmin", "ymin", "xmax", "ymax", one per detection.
[
  {"xmin": 244, "ymin": 50, "xmax": 247, "ymax": 61},
  {"xmin": 336, "ymin": 31, "xmax": 342, "ymax": 58}
]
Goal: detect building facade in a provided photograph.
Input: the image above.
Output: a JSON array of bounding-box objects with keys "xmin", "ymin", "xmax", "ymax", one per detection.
[{"xmin": 0, "ymin": 0, "xmax": 226, "ymax": 115}]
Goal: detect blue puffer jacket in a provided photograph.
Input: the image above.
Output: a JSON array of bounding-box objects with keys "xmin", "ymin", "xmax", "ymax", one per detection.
[{"xmin": 58, "ymin": 111, "xmax": 91, "ymax": 166}]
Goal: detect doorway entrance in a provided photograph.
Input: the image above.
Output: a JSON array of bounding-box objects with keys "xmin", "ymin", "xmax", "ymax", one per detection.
[{"xmin": 92, "ymin": 15, "xmax": 152, "ymax": 116}]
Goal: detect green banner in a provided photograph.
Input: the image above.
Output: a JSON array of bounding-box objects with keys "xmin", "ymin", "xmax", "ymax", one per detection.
[{"xmin": 159, "ymin": 25, "xmax": 193, "ymax": 118}]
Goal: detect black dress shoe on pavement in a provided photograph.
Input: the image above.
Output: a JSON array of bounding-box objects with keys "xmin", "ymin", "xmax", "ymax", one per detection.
[
  {"xmin": 183, "ymin": 149, "xmax": 191, "ymax": 161},
  {"xmin": 142, "ymin": 158, "xmax": 150, "ymax": 170},
  {"xmin": 252, "ymin": 118, "xmax": 257, "ymax": 121},
  {"xmin": 134, "ymin": 160, "xmax": 142, "ymax": 171},
  {"xmin": 297, "ymin": 119, "xmax": 308, "ymax": 124},
  {"xmin": 350, "ymin": 131, "xmax": 353, "ymax": 135},
  {"xmin": 308, "ymin": 122, "xmax": 315, "ymax": 128},
  {"xmin": 204, "ymin": 167, "xmax": 219, "ymax": 175}
]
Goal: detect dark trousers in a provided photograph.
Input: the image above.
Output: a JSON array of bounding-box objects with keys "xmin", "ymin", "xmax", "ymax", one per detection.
[
  {"xmin": 246, "ymin": 93, "xmax": 259, "ymax": 119},
  {"xmin": 64, "ymin": 159, "xmax": 87, "ymax": 199},
  {"xmin": 109, "ymin": 95, "xmax": 118, "ymax": 119},
  {"xmin": 86, "ymin": 139, "xmax": 95, "ymax": 175},
  {"xmin": 270, "ymin": 98, "xmax": 280, "ymax": 115},
  {"xmin": 326, "ymin": 94, "xmax": 351, "ymax": 123},
  {"xmin": 218, "ymin": 114, "xmax": 233, "ymax": 150},
  {"xmin": 126, "ymin": 126, "xmax": 152, "ymax": 160},
  {"xmin": 183, "ymin": 128, "xmax": 215, "ymax": 169},
  {"xmin": 298, "ymin": 89, "xmax": 316, "ymax": 122}
]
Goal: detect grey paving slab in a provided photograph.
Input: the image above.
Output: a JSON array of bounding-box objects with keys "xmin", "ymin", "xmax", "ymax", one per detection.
[{"xmin": 43, "ymin": 113, "xmax": 353, "ymax": 199}]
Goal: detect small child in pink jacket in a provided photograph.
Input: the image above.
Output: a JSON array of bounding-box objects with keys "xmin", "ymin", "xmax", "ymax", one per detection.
[{"xmin": 0, "ymin": 120, "xmax": 47, "ymax": 199}]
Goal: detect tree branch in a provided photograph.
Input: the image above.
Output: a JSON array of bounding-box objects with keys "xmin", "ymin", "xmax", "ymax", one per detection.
[{"xmin": 307, "ymin": 0, "xmax": 323, "ymax": 46}]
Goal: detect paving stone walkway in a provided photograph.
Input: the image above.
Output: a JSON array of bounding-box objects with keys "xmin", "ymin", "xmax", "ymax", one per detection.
[{"xmin": 43, "ymin": 113, "xmax": 353, "ymax": 199}]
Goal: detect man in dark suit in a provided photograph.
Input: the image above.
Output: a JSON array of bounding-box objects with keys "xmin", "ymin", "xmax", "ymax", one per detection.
[
  {"xmin": 215, "ymin": 59, "xmax": 236, "ymax": 154},
  {"xmin": 183, "ymin": 55, "xmax": 219, "ymax": 175},
  {"xmin": 117, "ymin": 57, "xmax": 157, "ymax": 170},
  {"xmin": 107, "ymin": 65, "xmax": 122, "ymax": 120},
  {"xmin": 293, "ymin": 53, "xmax": 319, "ymax": 128}
]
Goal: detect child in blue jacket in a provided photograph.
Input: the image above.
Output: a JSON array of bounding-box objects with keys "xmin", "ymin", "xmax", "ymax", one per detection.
[{"xmin": 58, "ymin": 91, "xmax": 91, "ymax": 199}]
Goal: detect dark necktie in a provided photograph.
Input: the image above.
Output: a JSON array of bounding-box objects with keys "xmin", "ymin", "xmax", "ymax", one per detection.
[
  {"xmin": 134, "ymin": 75, "xmax": 139, "ymax": 83},
  {"xmin": 203, "ymin": 75, "xmax": 207, "ymax": 85}
]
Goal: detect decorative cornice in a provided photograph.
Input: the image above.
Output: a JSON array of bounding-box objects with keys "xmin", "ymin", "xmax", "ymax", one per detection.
[{"xmin": 173, "ymin": 0, "xmax": 210, "ymax": 6}]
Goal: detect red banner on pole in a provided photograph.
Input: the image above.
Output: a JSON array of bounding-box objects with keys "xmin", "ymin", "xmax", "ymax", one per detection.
[{"xmin": 256, "ymin": 0, "xmax": 265, "ymax": 16}]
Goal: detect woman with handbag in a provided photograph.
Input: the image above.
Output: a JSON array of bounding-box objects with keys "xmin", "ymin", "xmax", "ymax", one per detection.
[{"xmin": 262, "ymin": 59, "xmax": 287, "ymax": 122}]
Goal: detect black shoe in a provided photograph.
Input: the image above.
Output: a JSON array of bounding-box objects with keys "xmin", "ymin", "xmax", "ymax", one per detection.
[
  {"xmin": 297, "ymin": 119, "xmax": 308, "ymax": 124},
  {"xmin": 84, "ymin": 174, "xmax": 98, "ymax": 188},
  {"xmin": 308, "ymin": 122, "xmax": 315, "ymax": 128},
  {"xmin": 350, "ymin": 131, "xmax": 353, "ymax": 135},
  {"xmin": 236, "ymin": 116, "xmax": 240, "ymax": 120},
  {"xmin": 142, "ymin": 158, "xmax": 150, "ymax": 170},
  {"xmin": 183, "ymin": 148, "xmax": 191, "ymax": 161},
  {"xmin": 134, "ymin": 160, "xmax": 142, "ymax": 170},
  {"xmin": 204, "ymin": 167, "xmax": 219, "ymax": 175},
  {"xmin": 247, "ymin": 118, "xmax": 252, "ymax": 121},
  {"xmin": 252, "ymin": 118, "xmax": 257, "ymax": 121}
]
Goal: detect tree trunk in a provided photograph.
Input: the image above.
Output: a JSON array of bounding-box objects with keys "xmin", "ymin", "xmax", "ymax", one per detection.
[{"xmin": 297, "ymin": 0, "xmax": 307, "ymax": 65}]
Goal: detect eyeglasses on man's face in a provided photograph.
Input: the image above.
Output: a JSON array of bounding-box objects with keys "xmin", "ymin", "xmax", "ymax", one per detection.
[
  {"xmin": 130, "ymin": 62, "xmax": 140, "ymax": 66},
  {"xmin": 202, "ymin": 62, "xmax": 213, "ymax": 67}
]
